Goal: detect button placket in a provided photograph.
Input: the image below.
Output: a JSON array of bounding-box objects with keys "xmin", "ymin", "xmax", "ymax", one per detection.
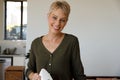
[{"xmin": 48, "ymin": 54, "xmax": 53, "ymax": 72}]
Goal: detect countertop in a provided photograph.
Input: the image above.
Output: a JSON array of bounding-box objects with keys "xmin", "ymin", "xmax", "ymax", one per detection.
[{"xmin": 0, "ymin": 54, "xmax": 25, "ymax": 57}]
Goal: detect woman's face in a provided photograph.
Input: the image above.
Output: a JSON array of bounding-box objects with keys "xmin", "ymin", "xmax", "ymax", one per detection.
[{"xmin": 48, "ymin": 9, "xmax": 68, "ymax": 34}]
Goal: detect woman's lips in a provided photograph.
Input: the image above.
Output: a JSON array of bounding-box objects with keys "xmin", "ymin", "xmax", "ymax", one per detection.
[{"xmin": 54, "ymin": 26, "xmax": 60, "ymax": 30}]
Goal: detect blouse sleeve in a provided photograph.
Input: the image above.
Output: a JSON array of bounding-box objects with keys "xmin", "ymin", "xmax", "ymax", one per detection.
[
  {"xmin": 26, "ymin": 40, "xmax": 37, "ymax": 78},
  {"xmin": 71, "ymin": 37, "xmax": 86, "ymax": 80}
]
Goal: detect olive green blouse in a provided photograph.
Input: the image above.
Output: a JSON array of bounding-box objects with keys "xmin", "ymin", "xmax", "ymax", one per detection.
[{"xmin": 26, "ymin": 33, "xmax": 86, "ymax": 80}]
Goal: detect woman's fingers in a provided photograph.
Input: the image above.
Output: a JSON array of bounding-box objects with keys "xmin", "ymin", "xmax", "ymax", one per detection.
[{"xmin": 32, "ymin": 73, "xmax": 41, "ymax": 80}]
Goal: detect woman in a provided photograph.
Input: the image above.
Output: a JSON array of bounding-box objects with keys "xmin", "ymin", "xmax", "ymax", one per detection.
[{"xmin": 26, "ymin": 0, "xmax": 86, "ymax": 80}]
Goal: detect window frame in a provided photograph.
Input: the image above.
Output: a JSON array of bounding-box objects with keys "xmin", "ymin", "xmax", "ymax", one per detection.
[{"xmin": 4, "ymin": 0, "xmax": 27, "ymax": 40}]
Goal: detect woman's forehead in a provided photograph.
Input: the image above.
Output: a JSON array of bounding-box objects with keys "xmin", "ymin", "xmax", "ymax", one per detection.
[{"xmin": 50, "ymin": 9, "xmax": 67, "ymax": 18}]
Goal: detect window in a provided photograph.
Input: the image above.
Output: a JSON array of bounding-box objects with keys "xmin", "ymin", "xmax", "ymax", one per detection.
[{"xmin": 4, "ymin": 0, "xmax": 27, "ymax": 40}]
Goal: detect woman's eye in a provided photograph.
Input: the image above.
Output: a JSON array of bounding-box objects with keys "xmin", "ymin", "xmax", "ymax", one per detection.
[
  {"xmin": 53, "ymin": 16, "xmax": 57, "ymax": 20},
  {"xmin": 60, "ymin": 19, "xmax": 66, "ymax": 22}
]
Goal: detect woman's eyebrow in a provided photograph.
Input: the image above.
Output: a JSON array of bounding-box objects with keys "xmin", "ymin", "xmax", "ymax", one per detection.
[
  {"xmin": 52, "ymin": 14, "xmax": 57, "ymax": 16},
  {"xmin": 52, "ymin": 13, "xmax": 67, "ymax": 20}
]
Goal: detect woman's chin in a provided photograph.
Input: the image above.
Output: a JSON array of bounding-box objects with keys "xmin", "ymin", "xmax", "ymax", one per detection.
[{"xmin": 52, "ymin": 30, "xmax": 60, "ymax": 34}]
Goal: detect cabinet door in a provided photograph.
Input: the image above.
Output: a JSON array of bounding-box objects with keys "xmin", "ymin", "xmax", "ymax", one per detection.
[{"xmin": 5, "ymin": 71, "xmax": 24, "ymax": 80}]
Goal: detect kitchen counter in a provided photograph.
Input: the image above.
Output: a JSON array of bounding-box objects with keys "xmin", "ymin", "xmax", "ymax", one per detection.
[{"xmin": 0, "ymin": 54, "xmax": 25, "ymax": 57}]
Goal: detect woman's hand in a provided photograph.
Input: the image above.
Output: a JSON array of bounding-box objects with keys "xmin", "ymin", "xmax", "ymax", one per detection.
[{"xmin": 29, "ymin": 72, "xmax": 41, "ymax": 80}]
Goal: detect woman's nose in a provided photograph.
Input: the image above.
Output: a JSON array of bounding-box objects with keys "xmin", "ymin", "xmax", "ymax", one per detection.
[{"xmin": 55, "ymin": 20, "xmax": 60, "ymax": 26}]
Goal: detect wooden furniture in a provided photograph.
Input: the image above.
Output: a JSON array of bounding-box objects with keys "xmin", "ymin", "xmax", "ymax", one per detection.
[
  {"xmin": 5, "ymin": 66, "xmax": 25, "ymax": 80},
  {"xmin": 96, "ymin": 78, "xmax": 117, "ymax": 80},
  {"xmin": 86, "ymin": 76, "xmax": 120, "ymax": 80}
]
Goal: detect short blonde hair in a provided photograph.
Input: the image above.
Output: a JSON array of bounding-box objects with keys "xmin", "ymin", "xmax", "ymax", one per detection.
[{"xmin": 48, "ymin": 0, "xmax": 71, "ymax": 18}]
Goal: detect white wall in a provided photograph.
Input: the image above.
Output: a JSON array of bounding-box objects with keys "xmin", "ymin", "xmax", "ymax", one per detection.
[{"xmin": 27, "ymin": 0, "xmax": 120, "ymax": 76}]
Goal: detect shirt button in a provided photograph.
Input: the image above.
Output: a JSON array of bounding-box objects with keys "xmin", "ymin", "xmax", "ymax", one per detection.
[{"xmin": 49, "ymin": 63, "xmax": 51, "ymax": 66}]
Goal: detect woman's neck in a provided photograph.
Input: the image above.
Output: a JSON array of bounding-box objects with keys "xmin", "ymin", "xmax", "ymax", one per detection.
[{"xmin": 45, "ymin": 32, "xmax": 64, "ymax": 42}]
